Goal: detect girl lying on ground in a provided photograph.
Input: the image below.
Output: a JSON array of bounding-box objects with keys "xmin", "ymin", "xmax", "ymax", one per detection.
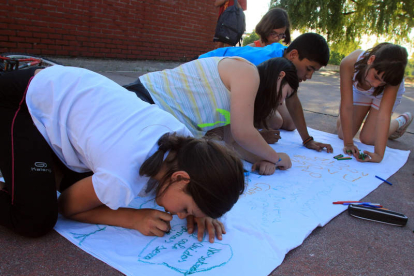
[
  {"xmin": 337, "ymin": 43, "xmax": 411, "ymax": 162},
  {"xmin": 0, "ymin": 66, "xmax": 245, "ymax": 243},
  {"xmin": 124, "ymin": 57, "xmax": 300, "ymax": 175}
]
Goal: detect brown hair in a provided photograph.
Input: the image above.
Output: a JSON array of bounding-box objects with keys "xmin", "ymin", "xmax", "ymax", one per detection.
[
  {"xmin": 255, "ymin": 8, "xmax": 291, "ymax": 45},
  {"xmin": 354, "ymin": 43, "xmax": 408, "ymax": 96},
  {"xmin": 139, "ymin": 133, "xmax": 245, "ymax": 219},
  {"xmin": 255, "ymin": 57, "xmax": 299, "ymax": 129}
]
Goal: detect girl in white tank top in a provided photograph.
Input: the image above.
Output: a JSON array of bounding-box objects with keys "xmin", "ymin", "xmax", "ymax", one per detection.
[{"xmin": 337, "ymin": 43, "xmax": 411, "ymax": 163}]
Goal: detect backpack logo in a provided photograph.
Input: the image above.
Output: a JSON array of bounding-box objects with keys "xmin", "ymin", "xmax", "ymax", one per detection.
[
  {"xmin": 35, "ymin": 162, "xmax": 47, "ymax": 168},
  {"xmin": 31, "ymin": 162, "xmax": 52, "ymax": 173}
]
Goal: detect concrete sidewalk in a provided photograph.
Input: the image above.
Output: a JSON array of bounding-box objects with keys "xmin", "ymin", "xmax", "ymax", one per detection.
[
  {"xmin": 52, "ymin": 57, "xmax": 414, "ymax": 134},
  {"xmin": 1, "ymin": 59, "xmax": 413, "ymax": 276}
]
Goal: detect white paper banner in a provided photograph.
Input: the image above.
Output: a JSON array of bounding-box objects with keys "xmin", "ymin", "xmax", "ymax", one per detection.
[{"xmin": 54, "ymin": 128, "xmax": 410, "ymax": 276}]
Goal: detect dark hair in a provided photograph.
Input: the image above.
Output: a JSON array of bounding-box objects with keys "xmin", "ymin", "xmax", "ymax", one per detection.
[
  {"xmin": 286, "ymin": 33, "xmax": 330, "ymax": 66},
  {"xmin": 354, "ymin": 43, "xmax": 408, "ymax": 96},
  {"xmin": 255, "ymin": 8, "xmax": 291, "ymax": 45},
  {"xmin": 255, "ymin": 57, "xmax": 299, "ymax": 129},
  {"xmin": 139, "ymin": 133, "xmax": 245, "ymax": 219}
]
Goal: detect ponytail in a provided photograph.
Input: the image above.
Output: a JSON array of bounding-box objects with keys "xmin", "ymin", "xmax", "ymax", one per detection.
[{"xmin": 139, "ymin": 133, "xmax": 186, "ymax": 178}]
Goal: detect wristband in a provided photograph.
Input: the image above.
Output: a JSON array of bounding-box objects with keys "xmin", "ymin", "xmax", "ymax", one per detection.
[{"xmin": 303, "ymin": 136, "xmax": 314, "ymax": 145}]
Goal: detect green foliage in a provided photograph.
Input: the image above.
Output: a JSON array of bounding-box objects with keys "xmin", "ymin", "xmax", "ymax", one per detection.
[
  {"xmin": 243, "ymin": 32, "xmax": 260, "ymax": 46},
  {"xmin": 329, "ymin": 40, "xmax": 360, "ymax": 57},
  {"xmin": 329, "ymin": 51, "xmax": 346, "ymax": 65},
  {"xmin": 271, "ymin": 0, "xmax": 414, "ymax": 56},
  {"xmin": 405, "ymin": 54, "xmax": 414, "ymax": 79}
]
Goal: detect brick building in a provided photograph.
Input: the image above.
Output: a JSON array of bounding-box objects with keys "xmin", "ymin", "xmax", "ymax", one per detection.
[{"xmin": 0, "ymin": 0, "xmax": 218, "ymax": 61}]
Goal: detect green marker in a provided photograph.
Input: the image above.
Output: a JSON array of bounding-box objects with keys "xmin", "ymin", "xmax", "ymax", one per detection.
[
  {"xmin": 337, "ymin": 157, "xmax": 352, "ymax": 161},
  {"xmin": 359, "ymin": 151, "xmax": 367, "ymax": 160}
]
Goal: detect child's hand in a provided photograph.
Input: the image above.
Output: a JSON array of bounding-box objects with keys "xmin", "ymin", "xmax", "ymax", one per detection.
[
  {"xmin": 186, "ymin": 215, "xmax": 225, "ymax": 243},
  {"xmin": 305, "ymin": 140, "xmax": 333, "ymax": 153},
  {"xmin": 343, "ymin": 144, "xmax": 359, "ymax": 156},
  {"xmin": 133, "ymin": 209, "xmax": 172, "ymax": 237},
  {"xmin": 275, "ymin": 152, "xmax": 292, "ymax": 170},
  {"xmin": 356, "ymin": 151, "xmax": 382, "ymax": 163},
  {"xmin": 251, "ymin": 160, "xmax": 276, "ymax": 175},
  {"xmin": 259, "ymin": 129, "xmax": 281, "ymax": 144}
]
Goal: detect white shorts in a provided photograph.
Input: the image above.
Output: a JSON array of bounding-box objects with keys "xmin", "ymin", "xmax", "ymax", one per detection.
[{"xmin": 353, "ymin": 80, "xmax": 405, "ymax": 112}]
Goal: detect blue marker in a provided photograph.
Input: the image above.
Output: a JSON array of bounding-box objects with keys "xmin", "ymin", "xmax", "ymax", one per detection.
[
  {"xmin": 343, "ymin": 202, "xmax": 383, "ymax": 208},
  {"xmin": 361, "ymin": 203, "xmax": 382, "ymax": 208},
  {"xmin": 375, "ymin": 175, "xmax": 393, "ymax": 186},
  {"xmin": 343, "ymin": 202, "xmax": 381, "ymax": 206}
]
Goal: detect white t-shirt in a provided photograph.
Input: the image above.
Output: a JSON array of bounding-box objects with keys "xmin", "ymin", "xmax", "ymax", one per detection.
[{"xmin": 26, "ymin": 65, "xmax": 193, "ymax": 210}]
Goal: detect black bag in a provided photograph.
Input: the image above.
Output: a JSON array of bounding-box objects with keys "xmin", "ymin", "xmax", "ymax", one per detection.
[{"xmin": 213, "ymin": 0, "xmax": 246, "ymax": 46}]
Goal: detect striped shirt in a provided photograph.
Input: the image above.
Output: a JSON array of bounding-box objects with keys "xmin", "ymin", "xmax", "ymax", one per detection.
[{"xmin": 139, "ymin": 56, "xmax": 254, "ymax": 137}]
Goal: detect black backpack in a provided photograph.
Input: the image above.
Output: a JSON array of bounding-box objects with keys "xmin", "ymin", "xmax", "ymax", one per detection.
[{"xmin": 213, "ymin": 0, "xmax": 246, "ymax": 46}]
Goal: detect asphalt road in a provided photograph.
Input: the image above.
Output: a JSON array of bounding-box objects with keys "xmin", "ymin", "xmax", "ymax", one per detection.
[{"xmin": 1, "ymin": 62, "xmax": 413, "ymax": 276}]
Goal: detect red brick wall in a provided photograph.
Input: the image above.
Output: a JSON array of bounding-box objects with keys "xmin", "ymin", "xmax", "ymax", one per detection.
[{"xmin": 0, "ymin": 0, "xmax": 218, "ymax": 61}]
